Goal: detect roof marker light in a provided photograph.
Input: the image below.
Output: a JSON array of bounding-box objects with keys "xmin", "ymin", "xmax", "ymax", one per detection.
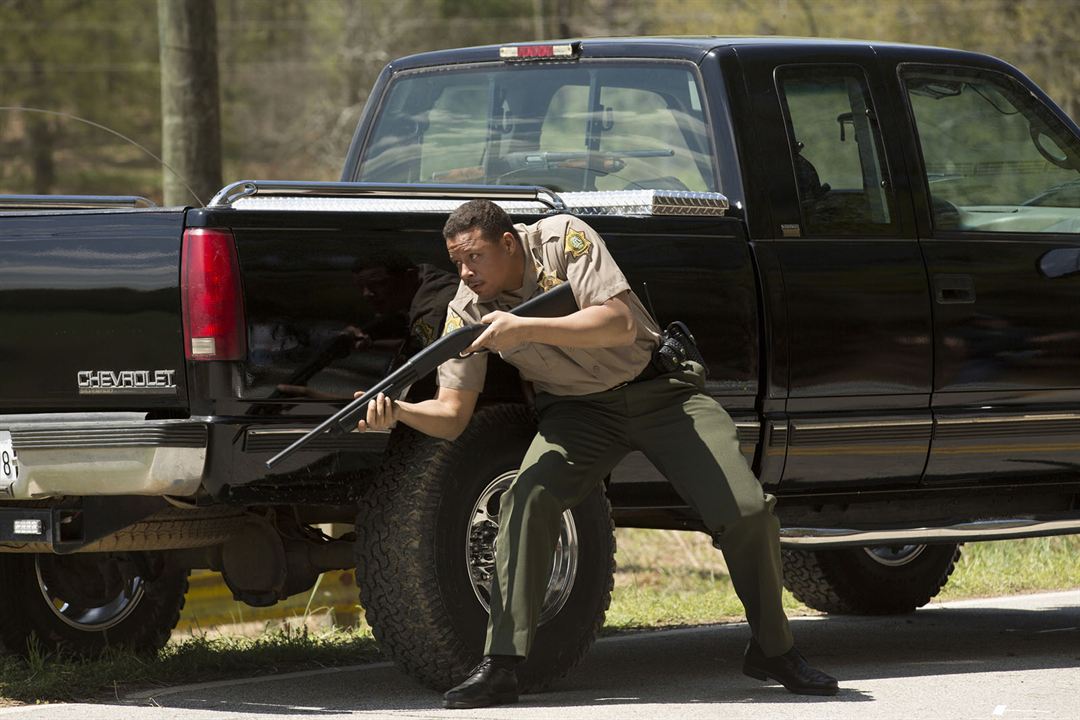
[{"xmin": 500, "ymin": 43, "xmax": 578, "ymax": 61}]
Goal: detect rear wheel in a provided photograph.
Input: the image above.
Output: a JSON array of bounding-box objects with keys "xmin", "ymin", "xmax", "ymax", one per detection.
[
  {"xmin": 0, "ymin": 552, "xmax": 188, "ymax": 656},
  {"xmin": 781, "ymin": 543, "xmax": 961, "ymax": 614},
  {"xmin": 355, "ymin": 403, "xmax": 616, "ymax": 692}
]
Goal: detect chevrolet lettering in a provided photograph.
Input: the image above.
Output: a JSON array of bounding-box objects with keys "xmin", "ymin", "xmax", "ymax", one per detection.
[{"xmin": 77, "ymin": 369, "xmax": 178, "ymax": 395}]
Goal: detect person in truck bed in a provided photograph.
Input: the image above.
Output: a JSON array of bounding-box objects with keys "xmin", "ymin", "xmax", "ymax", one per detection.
[{"xmin": 357, "ymin": 199, "xmax": 838, "ymax": 708}]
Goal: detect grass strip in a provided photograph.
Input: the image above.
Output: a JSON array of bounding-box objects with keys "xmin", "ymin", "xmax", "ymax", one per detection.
[
  {"xmin": 940, "ymin": 536, "xmax": 1080, "ymax": 599},
  {"xmin": 0, "ymin": 625, "xmax": 379, "ymax": 704}
]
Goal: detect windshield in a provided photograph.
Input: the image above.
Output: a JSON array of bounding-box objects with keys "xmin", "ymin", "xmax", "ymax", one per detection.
[{"xmin": 357, "ymin": 61, "xmax": 717, "ymax": 193}]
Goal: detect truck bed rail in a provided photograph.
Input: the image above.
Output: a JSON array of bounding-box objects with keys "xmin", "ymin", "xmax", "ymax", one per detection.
[
  {"xmin": 209, "ymin": 180, "xmax": 565, "ymax": 210},
  {"xmin": 0, "ymin": 195, "xmax": 156, "ymax": 210},
  {"xmin": 208, "ymin": 180, "xmax": 729, "ymax": 217}
]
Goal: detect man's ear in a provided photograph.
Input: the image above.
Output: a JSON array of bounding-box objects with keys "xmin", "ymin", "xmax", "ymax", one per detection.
[{"xmin": 502, "ymin": 231, "xmax": 517, "ymax": 254}]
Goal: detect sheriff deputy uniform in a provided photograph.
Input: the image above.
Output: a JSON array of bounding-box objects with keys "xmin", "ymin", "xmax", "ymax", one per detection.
[{"xmin": 437, "ymin": 214, "xmax": 794, "ymax": 661}]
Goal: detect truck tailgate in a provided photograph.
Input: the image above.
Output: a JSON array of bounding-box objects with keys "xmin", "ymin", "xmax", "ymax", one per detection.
[{"xmin": 0, "ymin": 209, "xmax": 189, "ymax": 413}]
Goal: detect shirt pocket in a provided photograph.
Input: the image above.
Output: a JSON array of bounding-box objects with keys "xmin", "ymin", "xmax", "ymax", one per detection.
[
  {"xmin": 561, "ymin": 346, "xmax": 605, "ymax": 380},
  {"xmin": 498, "ymin": 344, "xmax": 551, "ymax": 382}
]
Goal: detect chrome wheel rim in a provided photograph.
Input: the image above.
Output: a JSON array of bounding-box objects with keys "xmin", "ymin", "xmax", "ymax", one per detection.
[
  {"xmin": 34, "ymin": 556, "xmax": 146, "ymax": 631},
  {"xmin": 863, "ymin": 544, "xmax": 927, "ymax": 567},
  {"xmin": 466, "ymin": 470, "xmax": 579, "ymax": 625}
]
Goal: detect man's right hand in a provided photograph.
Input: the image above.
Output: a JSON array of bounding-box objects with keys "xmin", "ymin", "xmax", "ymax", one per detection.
[
  {"xmin": 352, "ymin": 386, "xmax": 479, "ymax": 441},
  {"xmin": 356, "ymin": 391, "xmax": 396, "ymax": 432}
]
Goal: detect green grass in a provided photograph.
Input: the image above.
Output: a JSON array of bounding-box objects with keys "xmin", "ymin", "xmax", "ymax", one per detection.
[
  {"xmin": 939, "ymin": 536, "xmax": 1080, "ymax": 600},
  {"xmin": 608, "ymin": 531, "xmax": 1080, "ymax": 631},
  {"xmin": 0, "ymin": 626, "xmax": 379, "ymax": 705},
  {"xmin": 605, "ymin": 528, "xmax": 811, "ymax": 632},
  {"xmin": 1, "ymin": 531, "xmax": 1078, "ymax": 704}
]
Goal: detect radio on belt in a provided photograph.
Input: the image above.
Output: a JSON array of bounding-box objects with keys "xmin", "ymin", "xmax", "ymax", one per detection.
[{"xmin": 499, "ymin": 43, "xmax": 579, "ymax": 61}]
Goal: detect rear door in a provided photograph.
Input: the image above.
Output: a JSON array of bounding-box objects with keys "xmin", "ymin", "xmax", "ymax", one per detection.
[
  {"xmin": 735, "ymin": 45, "xmax": 933, "ymax": 490},
  {"xmin": 896, "ymin": 60, "xmax": 1080, "ymax": 482}
]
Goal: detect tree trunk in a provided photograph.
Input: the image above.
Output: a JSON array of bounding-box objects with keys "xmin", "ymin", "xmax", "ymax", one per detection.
[
  {"xmin": 158, "ymin": 0, "xmax": 222, "ymax": 207},
  {"xmin": 532, "ymin": 0, "xmax": 545, "ymax": 39},
  {"xmin": 553, "ymin": 0, "xmax": 573, "ymax": 38},
  {"xmin": 26, "ymin": 59, "xmax": 55, "ymax": 195}
]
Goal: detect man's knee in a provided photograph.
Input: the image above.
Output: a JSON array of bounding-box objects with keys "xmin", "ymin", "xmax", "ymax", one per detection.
[
  {"xmin": 710, "ymin": 493, "xmax": 777, "ymax": 547},
  {"xmin": 498, "ymin": 457, "xmax": 562, "ymax": 525}
]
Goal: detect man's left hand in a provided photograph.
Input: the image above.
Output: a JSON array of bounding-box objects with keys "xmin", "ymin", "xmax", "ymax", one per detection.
[{"xmin": 464, "ymin": 311, "xmax": 530, "ymax": 355}]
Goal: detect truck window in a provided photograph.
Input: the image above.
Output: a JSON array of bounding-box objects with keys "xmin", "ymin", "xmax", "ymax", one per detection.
[
  {"xmin": 358, "ymin": 62, "xmax": 717, "ymax": 193},
  {"xmin": 902, "ymin": 66, "xmax": 1080, "ymax": 234},
  {"xmin": 776, "ymin": 66, "xmax": 895, "ymax": 236}
]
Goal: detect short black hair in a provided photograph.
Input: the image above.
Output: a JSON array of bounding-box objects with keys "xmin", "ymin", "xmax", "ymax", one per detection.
[{"xmin": 443, "ymin": 199, "xmax": 519, "ymax": 243}]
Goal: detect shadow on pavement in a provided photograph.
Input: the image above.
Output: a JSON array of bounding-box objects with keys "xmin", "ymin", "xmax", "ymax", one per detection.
[{"xmin": 123, "ymin": 594, "xmax": 1079, "ymax": 715}]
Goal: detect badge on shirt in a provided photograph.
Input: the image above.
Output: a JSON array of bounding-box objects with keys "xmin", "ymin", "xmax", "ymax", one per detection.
[
  {"xmin": 535, "ymin": 261, "xmax": 564, "ymax": 292},
  {"xmin": 564, "ymin": 227, "xmax": 591, "ymax": 258},
  {"xmin": 442, "ymin": 310, "xmax": 464, "ymax": 336}
]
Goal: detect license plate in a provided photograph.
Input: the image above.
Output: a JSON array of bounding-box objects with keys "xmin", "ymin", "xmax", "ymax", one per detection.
[{"xmin": 0, "ymin": 431, "xmax": 19, "ymax": 493}]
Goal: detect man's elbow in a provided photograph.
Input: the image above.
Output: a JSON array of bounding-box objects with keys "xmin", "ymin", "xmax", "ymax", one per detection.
[
  {"xmin": 440, "ymin": 420, "xmax": 468, "ymax": 442},
  {"xmin": 604, "ymin": 296, "xmax": 637, "ymax": 346},
  {"xmin": 616, "ymin": 314, "xmax": 637, "ymax": 346},
  {"xmin": 434, "ymin": 396, "xmax": 474, "ymax": 441}
]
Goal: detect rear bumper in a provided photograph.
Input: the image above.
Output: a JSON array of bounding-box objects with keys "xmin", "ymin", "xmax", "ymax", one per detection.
[
  {"xmin": 2, "ymin": 408, "xmax": 389, "ymax": 502},
  {"xmin": 2, "ymin": 413, "xmax": 207, "ymax": 499}
]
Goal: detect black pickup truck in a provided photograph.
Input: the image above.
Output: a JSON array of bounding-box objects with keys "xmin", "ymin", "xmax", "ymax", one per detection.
[{"xmin": 3, "ymin": 36, "xmax": 1080, "ymax": 690}]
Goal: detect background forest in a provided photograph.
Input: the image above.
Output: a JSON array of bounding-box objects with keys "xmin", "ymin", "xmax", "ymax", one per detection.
[{"xmin": 1, "ymin": 0, "xmax": 1078, "ymax": 205}]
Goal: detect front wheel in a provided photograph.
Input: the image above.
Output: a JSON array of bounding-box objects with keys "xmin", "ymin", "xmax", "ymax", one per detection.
[
  {"xmin": 0, "ymin": 552, "xmax": 188, "ymax": 656},
  {"xmin": 781, "ymin": 543, "xmax": 961, "ymax": 614},
  {"xmin": 355, "ymin": 403, "xmax": 616, "ymax": 691}
]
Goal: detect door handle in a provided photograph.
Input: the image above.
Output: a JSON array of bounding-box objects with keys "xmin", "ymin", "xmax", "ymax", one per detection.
[{"xmin": 933, "ymin": 274, "xmax": 975, "ymax": 304}]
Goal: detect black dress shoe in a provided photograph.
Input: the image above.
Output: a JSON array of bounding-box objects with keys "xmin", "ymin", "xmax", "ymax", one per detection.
[
  {"xmin": 743, "ymin": 640, "xmax": 838, "ymax": 696},
  {"xmin": 443, "ymin": 656, "xmax": 520, "ymax": 709}
]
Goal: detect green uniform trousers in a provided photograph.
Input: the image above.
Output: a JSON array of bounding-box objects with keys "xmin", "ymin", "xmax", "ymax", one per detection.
[{"xmin": 484, "ymin": 363, "xmax": 794, "ymax": 659}]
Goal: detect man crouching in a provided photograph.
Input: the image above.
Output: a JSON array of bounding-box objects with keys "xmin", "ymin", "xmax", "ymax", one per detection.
[{"xmin": 356, "ymin": 199, "xmax": 838, "ymax": 708}]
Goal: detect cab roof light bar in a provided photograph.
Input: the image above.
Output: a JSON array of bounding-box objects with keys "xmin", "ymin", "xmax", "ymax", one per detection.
[{"xmin": 499, "ymin": 42, "xmax": 580, "ymax": 61}]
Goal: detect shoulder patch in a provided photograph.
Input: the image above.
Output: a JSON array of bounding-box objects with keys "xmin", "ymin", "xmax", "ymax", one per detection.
[
  {"xmin": 563, "ymin": 226, "xmax": 591, "ymax": 259},
  {"xmin": 411, "ymin": 318, "xmax": 436, "ymax": 346},
  {"xmin": 442, "ymin": 311, "xmax": 465, "ymax": 336}
]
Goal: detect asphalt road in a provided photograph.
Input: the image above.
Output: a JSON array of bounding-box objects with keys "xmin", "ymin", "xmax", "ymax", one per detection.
[{"xmin": 3, "ymin": 590, "xmax": 1078, "ymax": 720}]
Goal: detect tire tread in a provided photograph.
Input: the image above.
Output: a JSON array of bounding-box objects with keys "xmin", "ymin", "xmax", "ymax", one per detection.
[
  {"xmin": 781, "ymin": 544, "xmax": 961, "ymax": 615},
  {"xmin": 354, "ymin": 403, "xmax": 614, "ymax": 691}
]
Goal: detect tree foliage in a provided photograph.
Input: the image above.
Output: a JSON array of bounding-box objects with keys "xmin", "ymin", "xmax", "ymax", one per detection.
[
  {"xmin": 0, "ymin": 0, "xmax": 160, "ymax": 196},
  {"xmin": 0, "ymin": 0, "xmax": 1076, "ymax": 203}
]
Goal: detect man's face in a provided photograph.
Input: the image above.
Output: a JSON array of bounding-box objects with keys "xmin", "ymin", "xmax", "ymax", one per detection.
[{"xmin": 446, "ymin": 228, "xmax": 517, "ymax": 302}]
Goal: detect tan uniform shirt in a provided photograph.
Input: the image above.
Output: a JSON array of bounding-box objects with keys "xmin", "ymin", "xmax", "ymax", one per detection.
[{"xmin": 437, "ymin": 214, "xmax": 661, "ymax": 396}]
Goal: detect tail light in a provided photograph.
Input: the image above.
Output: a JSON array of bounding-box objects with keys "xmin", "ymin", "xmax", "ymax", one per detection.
[{"xmin": 181, "ymin": 228, "xmax": 246, "ymax": 361}]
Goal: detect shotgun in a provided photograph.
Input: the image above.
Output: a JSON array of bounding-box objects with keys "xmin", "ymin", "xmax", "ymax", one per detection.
[{"xmin": 265, "ymin": 282, "xmax": 577, "ymax": 470}]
